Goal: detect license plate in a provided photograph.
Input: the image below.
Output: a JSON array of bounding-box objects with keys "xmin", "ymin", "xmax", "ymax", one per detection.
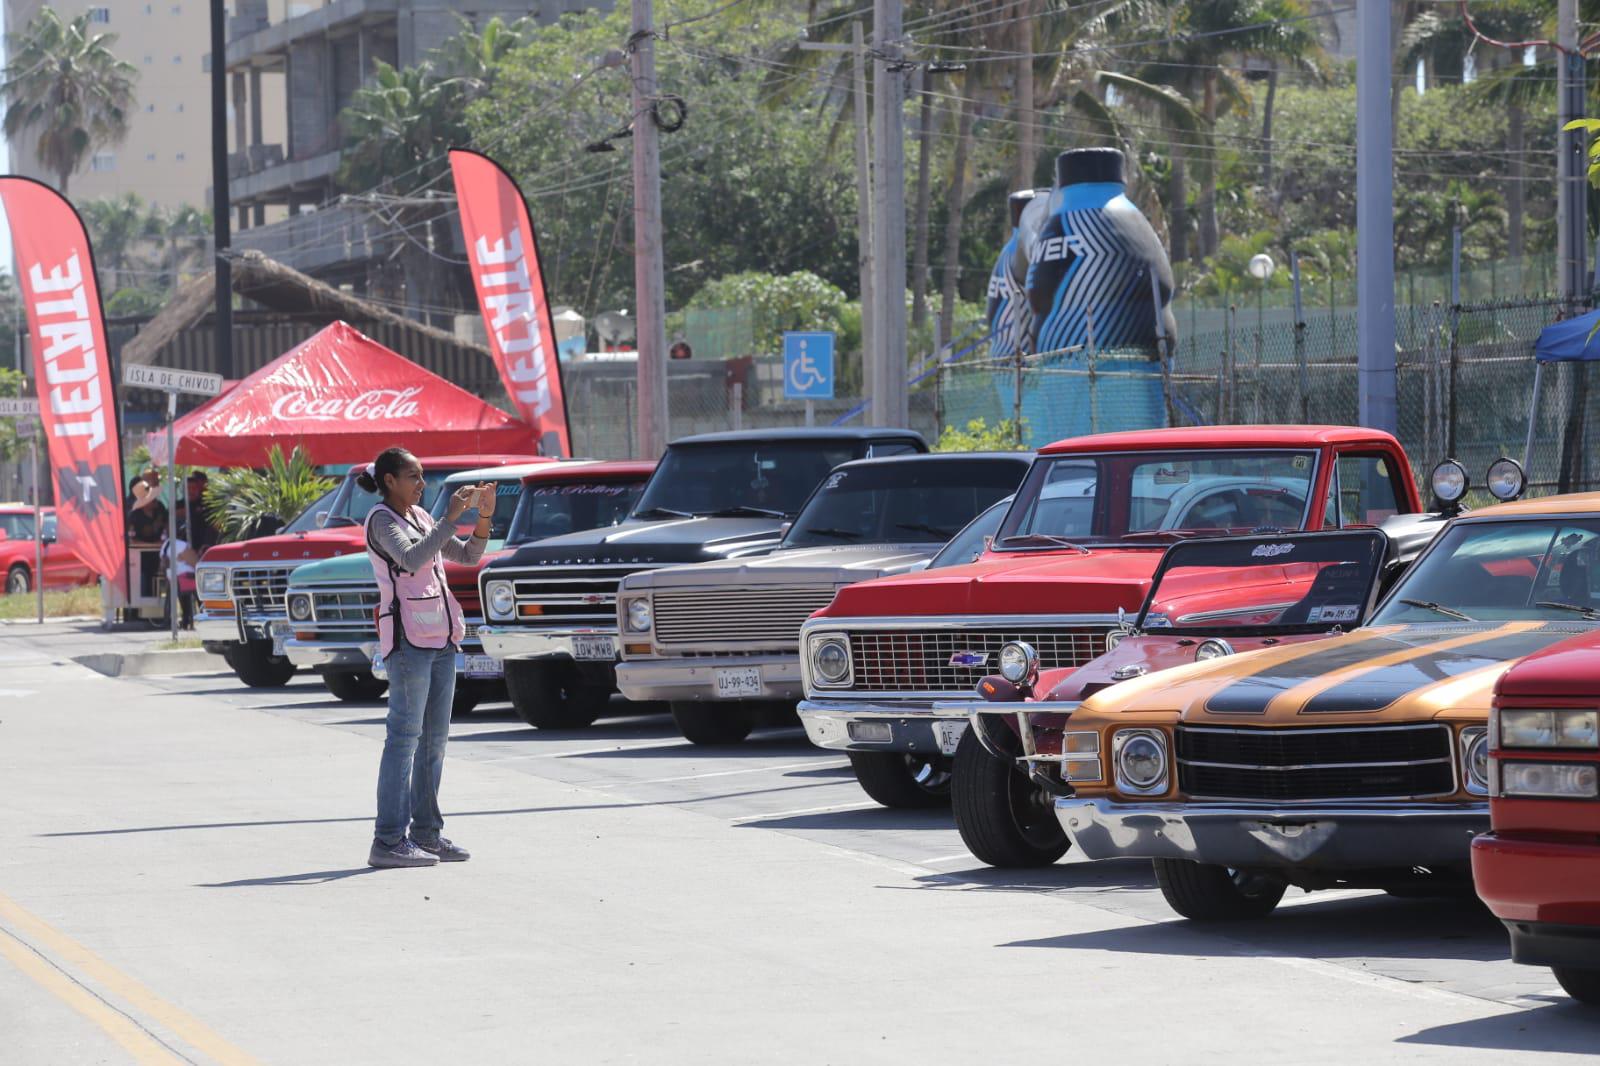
[
  {"xmin": 713, "ymin": 666, "xmax": 763, "ymax": 699},
  {"xmin": 461, "ymin": 653, "xmax": 502, "ymax": 679},
  {"xmin": 269, "ymin": 620, "xmax": 291, "ymax": 657},
  {"xmin": 572, "ymin": 635, "xmax": 616, "ymax": 661},
  {"xmin": 934, "ymin": 720, "xmax": 968, "ymax": 756}
]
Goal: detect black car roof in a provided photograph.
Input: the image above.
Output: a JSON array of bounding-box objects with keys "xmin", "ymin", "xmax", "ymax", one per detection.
[
  {"xmin": 826, "ymin": 451, "xmax": 1035, "ymax": 471},
  {"xmin": 670, "ymin": 427, "xmax": 927, "ymax": 446}
]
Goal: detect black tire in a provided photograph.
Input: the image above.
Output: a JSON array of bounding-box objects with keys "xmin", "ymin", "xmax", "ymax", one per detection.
[
  {"xmin": 504, "ymin": 659, "xmax": 602, "ymax": 730},
  {"xmin": 322, "ymin": 670, "xmax": 387, "ymax": 703},
  {"xmin": 950, "ymin": 727, "xmax": 1069, "ymax": 866},
  {"xmin": 451, "ymin": 686, "xmax": 480, "ymax": 717},
  {"xmin": 5, "ymin": 564, "xmax": 29, "ymax": 595},
  {"xmin": 1554, "ymin": 967, "xmax": 1600, "ymax": 1007},
  {"xmin": 848, "ymin": 751, "xmax": 951, "ymax": 809},
  {"xmin": 670, "ymin": 701, "xmax": 753, "ymax": 746},
  {"xmin": 1152, "ymin": 859, "xmax": 1287, "ymax": 921},
  {"xmin": 221, "ymin": 638, "xmax": 297, "ymax": 688}
]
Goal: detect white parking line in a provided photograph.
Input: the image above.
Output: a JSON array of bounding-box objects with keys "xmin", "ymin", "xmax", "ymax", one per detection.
[
  {"xmin": 473, "ymin": 739, "xmax": 688, "ymax": 763},
  {"xmin": 917, "ymin": 853, "xmax": 978, "ymax": 866},
  {"xmin": 729, "ymin": 801, "xmax": 881, "ymax": 824},
  {"xmin": 625, "ymin": 759, "xmax": 850, "ymax": 786}
]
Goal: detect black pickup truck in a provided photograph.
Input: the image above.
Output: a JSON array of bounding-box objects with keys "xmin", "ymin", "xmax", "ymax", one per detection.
[{"xmin": 478, "ymin": 427, "xmax": 926, "ymax": 728}]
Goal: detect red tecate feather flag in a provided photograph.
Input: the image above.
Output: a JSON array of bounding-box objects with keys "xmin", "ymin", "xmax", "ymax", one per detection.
[
  {"xmin": 0, "ymin": 177, "xmax": 126, "ymax": 584},
  {"xmin": 449, "ymin": 148, "xmax": 571, "ymax": 457}
]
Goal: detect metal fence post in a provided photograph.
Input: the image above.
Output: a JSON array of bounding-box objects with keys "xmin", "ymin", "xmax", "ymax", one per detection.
[
  {"xmin": 1225, "ymin": 304, "xmax": 1237, "ymax": 422},
  {"xmin": 1086, "ymin": 308, "xmax": 1099, "ymax": 434},
  {"xmin": 732, "ymin": 381, "xmax": 743, "ymax": 431},
  {"xmin": 1447, "ymin": 230, "xmax": 1462, "ymax": 459},
  {"xmin": 1291, "ymin": 251, "xmax": 1309, "ymax": 423}
]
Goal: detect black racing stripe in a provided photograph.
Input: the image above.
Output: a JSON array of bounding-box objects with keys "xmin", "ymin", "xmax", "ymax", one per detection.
[
  {"xmin": 1299, "ymin": 624, "xmax": 1586, "ymax": 714},
  {"xmin": 1202, "ymin": 631, "xmax": 1407, "ymax": 715}
]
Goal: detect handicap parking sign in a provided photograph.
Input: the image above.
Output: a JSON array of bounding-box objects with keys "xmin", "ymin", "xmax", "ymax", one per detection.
[{"xmin": 783, "ymin": 332, "xmax": 835, "ymax": 400}]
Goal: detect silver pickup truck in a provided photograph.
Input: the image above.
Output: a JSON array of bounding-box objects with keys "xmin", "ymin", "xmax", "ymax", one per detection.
[{"xmin": 614, "ymin": 452, "xmax": 1033, "ymax": 745}]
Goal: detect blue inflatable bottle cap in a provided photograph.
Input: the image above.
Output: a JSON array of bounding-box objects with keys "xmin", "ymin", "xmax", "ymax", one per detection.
[{"xmin": 1056, "ymin": 147, "xmax": 1124, "ymax": 187}]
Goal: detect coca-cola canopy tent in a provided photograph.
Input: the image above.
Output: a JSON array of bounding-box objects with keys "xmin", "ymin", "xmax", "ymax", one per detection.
[{"xmin": 152, "ymin": 321, "xmax": 539, "ymax": 467}]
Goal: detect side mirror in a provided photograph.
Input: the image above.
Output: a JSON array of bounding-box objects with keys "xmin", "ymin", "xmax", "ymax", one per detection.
[
  {"xmin": 981, "ymin": 535, "xmax": 994, "ymax": 552},
  {"xmin": 779, "ymin": 521, "xmax": 793, "ymax": 536},
  {"xmin": 315, "ymin": 511, "xmax": 330, "ymax": 528}
]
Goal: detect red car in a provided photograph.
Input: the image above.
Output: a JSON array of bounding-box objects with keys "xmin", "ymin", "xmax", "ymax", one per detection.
[
  {"xmin": 0, "ymin": 505, "xmax": 94, "ymax": 594},
  {"xmin": 194, "ymin": 454, "xmax": 542, "ymax": 687},
  {"xmin": 1473, "ymin": 634, "xmax": 1600, "ymax": 1007}
]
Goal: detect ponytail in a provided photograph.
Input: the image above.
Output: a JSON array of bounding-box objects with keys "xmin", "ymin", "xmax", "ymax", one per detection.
[{"xmin": 358, "ymin": 447, "xmax": 413, "ymax": 496}]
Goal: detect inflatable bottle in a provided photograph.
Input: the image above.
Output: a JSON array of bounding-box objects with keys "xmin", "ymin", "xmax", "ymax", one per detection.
[
  {"xmin": 986, "ymin": 188, "xmax": 1048, "ymax": 360},
  {"xmin": 1025, "ymin": 148, "xmax": 1176, "ymax": 357}
]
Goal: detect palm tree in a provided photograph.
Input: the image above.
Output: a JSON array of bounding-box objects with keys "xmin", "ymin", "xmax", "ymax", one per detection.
[
  {"xmin": 1, "ymin": 9, "xmax": 136, "ymax": 195},
  {"xmin": 80, "ymin": 193, "xmax": 159, "ymax": 289}
]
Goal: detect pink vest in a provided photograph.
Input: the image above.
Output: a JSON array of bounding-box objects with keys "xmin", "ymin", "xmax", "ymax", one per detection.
[{"xmin": 365, "ymin": 502, "xmax": 467, "ymax": 658}]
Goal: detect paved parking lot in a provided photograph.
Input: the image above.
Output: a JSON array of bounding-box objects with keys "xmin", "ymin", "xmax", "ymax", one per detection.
[{"xmin": 2, "ymin": 625, "xmax": 1597, "ymax": 1063}]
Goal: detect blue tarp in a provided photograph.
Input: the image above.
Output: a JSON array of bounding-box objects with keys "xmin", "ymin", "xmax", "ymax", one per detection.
[{"xmin": 1534, "ymin": 310, "xmax": 1600, "ymax": 363}]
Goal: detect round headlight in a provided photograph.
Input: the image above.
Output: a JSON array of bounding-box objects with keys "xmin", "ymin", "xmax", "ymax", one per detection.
[
  {"xmin": 486, "ymin": 580, "xmax": 515, "ymax": 620},
  {"xmin": 1486, "ymin": 457, "xmax": 1526, "ymax": 502},
  {"xmin": 813, "ymin": 637, "xmax": 851, "ymax": 684},
  {"xmin": 1195, "ymin": 638, "xmax": 1234, "ymax": 662},
  {"xmin": 287, "ymin": 594, "xmax": 312, "ymax": 622},
  {"xmin": 1116, "ymin": 730, "xmax": 1167, "ymax": 790},
  {"xmin": 625, "ymin": 597, "xmax": 653, "ymax": 633},
  {"xmin": 1464, "ymin": 729, "xmax": 1491, "ymax": 794},
  {"xmin": 1431, "ymin": 459, "xmax": 1468, "ymax": 505},
  {"xmin": 998, "ymin": 641, "xmax": 1038, "ymax": 684}
]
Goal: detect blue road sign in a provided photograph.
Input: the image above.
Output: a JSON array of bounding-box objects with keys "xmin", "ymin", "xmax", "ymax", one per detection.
[{"xmin": 783, "ymin": 331, "xmax": 835, "ymax": 400}]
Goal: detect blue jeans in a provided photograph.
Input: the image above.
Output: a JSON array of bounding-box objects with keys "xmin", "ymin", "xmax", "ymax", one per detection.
[{"xmin": 374, "ymin": 637, "xmax": 457, "ymax": 846}]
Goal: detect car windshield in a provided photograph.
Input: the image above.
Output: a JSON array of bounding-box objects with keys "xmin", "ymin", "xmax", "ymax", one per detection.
[
  {"xmin": 1371, "ymin": 516, "xmax": 1600, "ymax": 625},
  {"xmin": 0, "ymin": 512, "xmax": 37, "ymax": 540},
  {"xmin": 506, "ymin": 477, "xmax": 648, "ymax": 545},
  {"xmin": 1137, "ymin": 531, "xmax": 1386, "ymax": 634},
  {"xmin": 632, "ymin": 441, "xmax": 862, "ymax": 518},
  {"xmin": 927, "ymin": 496, "xmax": 1011, "ymax": 569},
  {"xmin": 995, "ymin": 449, "xmax": 1317, "ymax": 548},
  {"xmin": 286, "ymin": 468, "xmax": 457, "ymax": 533},
  {"xmin": 783, "ymin": 460, "xmax": 1022, "ymax": 549},
  {"xmin": 429, "ymin": 475, "xmax": 528, "ymax": 542}
]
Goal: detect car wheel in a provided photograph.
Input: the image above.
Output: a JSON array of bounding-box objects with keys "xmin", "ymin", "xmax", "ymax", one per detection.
[
  {"xmin": 6, "ymin": 564, "xmax": 29, "ymax": 595},
  {"xmin": 848, "ymin": 751, "xmax": 951, "ymax": 809},
  {"xmin": 950, "ymin": 727, "xmax": 1069, "ymax": 865},
  {"xmin": 504, "ymin": 660, "xmax": 600, "ymax": 730},
  {"xmin": 1152, "ymin": 859, "xmax": 1287, "ymax": 920},
  {"xmin": 670, "ymin": 701, "xmax": 753, "ymax": 746},
  {"xmin": 221, "ymin": 638, "xmax": 297, "ymax": 688},
  {"xmin": 322, "ymin": 670, "xmax": 387, "ymax": 702},
  {"xmin": 1553, "ymin": 967, "xmax": 1600, "ymax": 1007}
]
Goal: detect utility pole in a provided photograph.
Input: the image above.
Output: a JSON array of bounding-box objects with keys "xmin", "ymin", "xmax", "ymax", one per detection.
[
  {"xmin": 1355, "ymin": 0, "xmax": 1395, "ymax": 433},
  {"xmin": 871, "ymin": 0, "xmax": 908, "ymax": 428},
  {"xmin": 1558, "ymin": 0, "xmax": 1587, "ymax": 304},
  {"xmin": 209, "ymin": 0, "xmax": 233, "ymax": 380},
  {"xmin": 1014, "ymin": 0, "xmax": 1035, "ymax": 191},
  {"xmin": 631, "ymin": 0, "xmax": 669, "ymax": 458},
  {"xmin": 852, "ymin": 21, "xmax": 876, "ymax": 417}
]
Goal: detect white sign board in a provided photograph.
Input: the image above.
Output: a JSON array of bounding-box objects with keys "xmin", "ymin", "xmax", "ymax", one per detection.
[
  {"xmin": 0, "ymin": 397, "xmax": 39, "ymax": 417},
  {"xmin": 122, "ymin": 364, "xmax": 224, "ymax": 396}
]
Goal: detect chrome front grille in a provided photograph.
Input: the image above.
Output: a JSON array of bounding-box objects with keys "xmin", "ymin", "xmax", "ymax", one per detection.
[
  {"xmin": 231, "ymin": 566, "xmax": 295, "ymax": 616},
  {"xmin": 654, "ymin": 586, "xmax": 837, "ymax": 648},
  {"xmin": 305, "ymin": 584, "xmax": 380, "ymax": 635},
  {"xmin": 511, "ymin": 564, "xmax": 662, "ymax": 627},
  {"xmin": 843, "ymin": 626, "xmax": 1112, "ymax": 695},
  {"xmin": 1175, "ymin": 724, "xmax": 1456, "ymax": 801}
]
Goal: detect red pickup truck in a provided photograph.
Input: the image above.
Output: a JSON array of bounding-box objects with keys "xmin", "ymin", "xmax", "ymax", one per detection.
[
  {"xmin": 1473, "ymin": 631, "xmax": 1600, "ymax": 1008},
  {"xmin": 796, "ymin": 426, "xmax": 1425, "ymax": 827}
]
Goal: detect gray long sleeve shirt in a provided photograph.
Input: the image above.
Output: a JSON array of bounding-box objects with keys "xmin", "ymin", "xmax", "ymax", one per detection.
[{"xmin": 368, "ymin": 505, "xmax": 485, "ymax": 574}]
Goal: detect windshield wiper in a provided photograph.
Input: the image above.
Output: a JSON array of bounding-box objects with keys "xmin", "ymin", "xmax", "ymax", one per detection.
[
  {"xmin": 1119, "ymin": 530, "xmax": 1205, "ymax": 541},
  {"xmin": 1537, "ymin": 600, "xmax": 1600, "ymax": 619},
  {"xmin": 803, "ymin": 527, "xmax": 864, "ymax": 540},
  {"xmin": 1399, "ymin": 598, "xmax": 1476, "ymax": 622},
  {"xmin": 1000, "ymin": 533, "xmax": 1092, "ymax": 554},
  {"xmin": 634, "ymin": 506, "xmax": 693, "ymax": 519},
  {"xmin": 896, "ymin": 522, "xmax": 956, "ymax": 539},
  {"xmin": 704, "ymin": 505, "xmax": 789, "ymax": 518}
]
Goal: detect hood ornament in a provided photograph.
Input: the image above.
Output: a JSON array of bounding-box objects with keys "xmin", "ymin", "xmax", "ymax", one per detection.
[{"xmin": 948, "ymin": 651, "xmax": 989, "ymax": 669}]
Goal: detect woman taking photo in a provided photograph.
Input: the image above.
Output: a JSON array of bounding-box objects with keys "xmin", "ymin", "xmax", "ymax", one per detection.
[{"xmin": 360, "ymin": 447, "xmax": 495, "ymax": 869}]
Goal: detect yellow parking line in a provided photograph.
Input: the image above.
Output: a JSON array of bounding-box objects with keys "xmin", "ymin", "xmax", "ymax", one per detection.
[
  {"xmin": 0, "ymin": 926, "xmax": 183, "ymax": 1065},
  {"xmin": 0, "ymin": 892, "xmax": 262, "ymax": 1066}
]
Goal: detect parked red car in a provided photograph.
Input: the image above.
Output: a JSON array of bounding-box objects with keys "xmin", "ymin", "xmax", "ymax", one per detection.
[
  {"xmin": 0, "ymin": 505, "xmax": 94, "ymax": 594},
  {"xmin": 1473, "ymin": 633, "xmax": 1600, "ymax": 1007}
]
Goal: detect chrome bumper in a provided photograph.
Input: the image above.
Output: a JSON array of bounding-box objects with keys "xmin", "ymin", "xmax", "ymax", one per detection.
[
  {"xmin": 1056, "ymin": 798, "xmax": 1488, "ymax": 870},
  {"xmin": 936, "ymin": 699, "xmax": 1084, "ymax": 760},
  {"xmin": 284, "ymin": 637, "xmax": 372, "ymax": 671},
  {"xmin": 195, "ymin": 609, "xmax": 280, "ymax": 645},
  {"xmin": 477, "ymin": 624, "xmax": 619, "ymax": 663},
  {"xmin": 798, "ymin": 697, "xmax": 969, "ymax": 756},
  {"xmin": 616, "ymin": 654, "xmax": 802, "ymax": 702}
]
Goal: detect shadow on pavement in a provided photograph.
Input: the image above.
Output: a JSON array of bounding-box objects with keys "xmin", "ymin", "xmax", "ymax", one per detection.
[
  {"xmin": 1400, "ymin": 1002, "xmax": 1600, "ymax": 1054},
  {"xmin": 199, "ymin": 867, "xmax": 383, "ymax": 887},
  {"xmin": 912, "ymin": 858, "xmax": 1157, "ymax": 894},
  {"xmin": 556, "ymin": 733, "xmax": 814, "ymax": 759},
  {"xmin": 1001, "ymin": 894, "xmax": 1509, "ymax": 964},
  {"xmin": 735, "ymin": 806, "xmax": 953, "ymax": 831}
]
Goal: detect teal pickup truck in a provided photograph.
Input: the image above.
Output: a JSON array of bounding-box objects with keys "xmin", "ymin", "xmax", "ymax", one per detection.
[{"xmin": 282, "ymin": 459, "xmax": 655, "ymax": 711}]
